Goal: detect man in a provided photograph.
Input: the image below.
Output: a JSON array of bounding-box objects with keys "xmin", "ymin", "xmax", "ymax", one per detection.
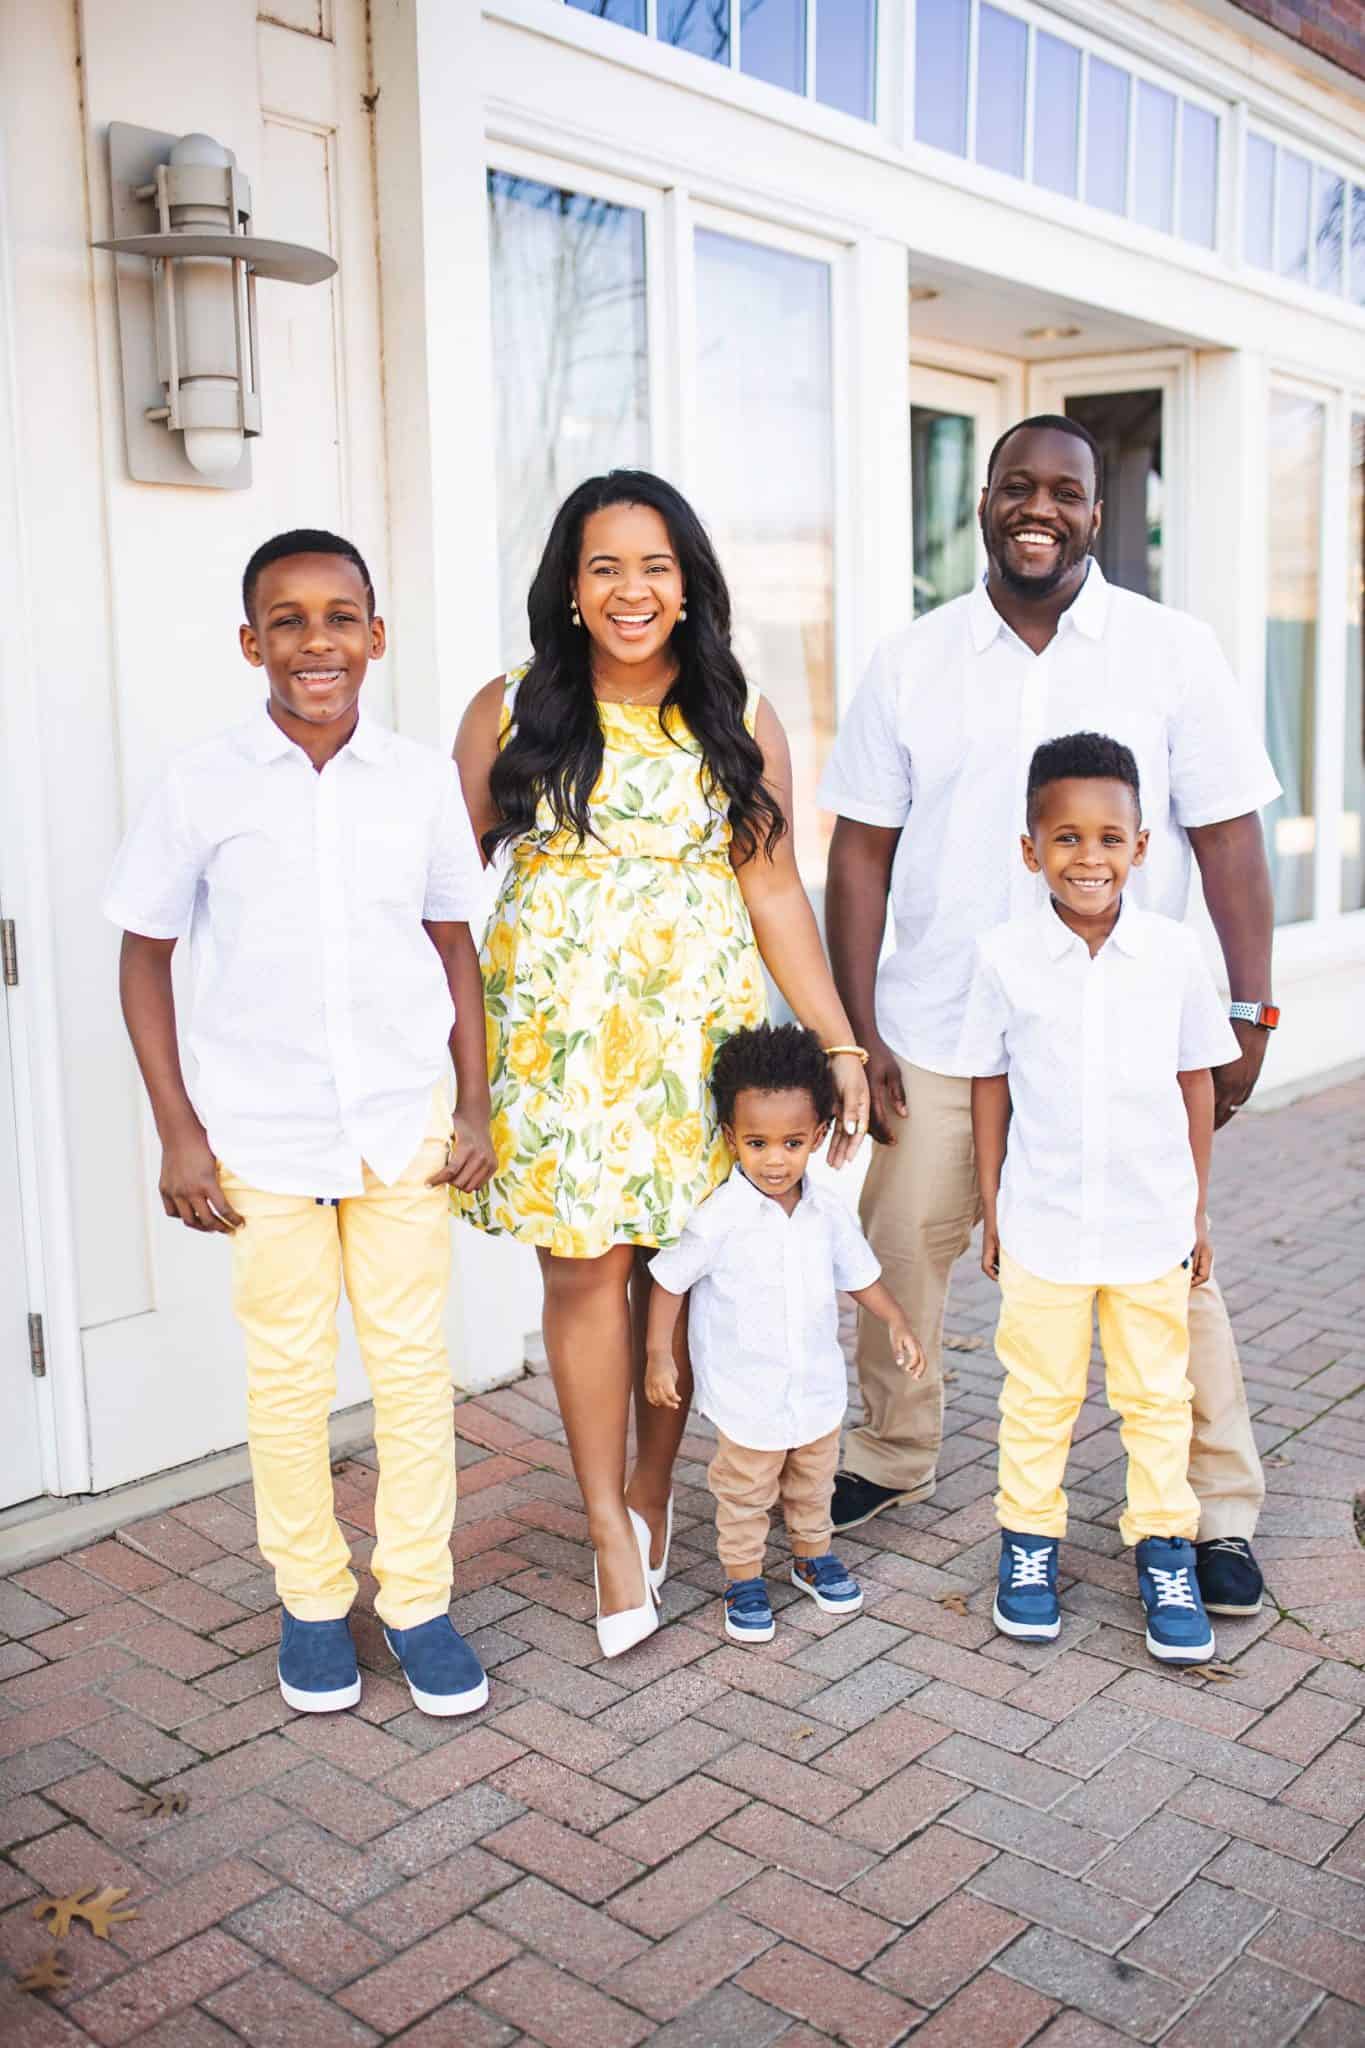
[{"xmin": 819, "ymin": 414, "xmax": 1280, "ymax": 1617}]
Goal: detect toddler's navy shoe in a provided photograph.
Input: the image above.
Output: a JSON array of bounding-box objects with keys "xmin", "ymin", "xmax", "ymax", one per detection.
[
  {"xmin": 790, "ymin": 1553, "xmax": 864, "ymax": 1615},
  {"xmin": 993, "ymin": 1531, "xmax": 1061, "ymax": 1640},
  {"xmin": 383, "ymin": 1614, "xmax": 490, "ymax": 1715},
  {"xmin": 724, "ymin": 1577, "xmax": 775, "ymax": 1642},
  {"xmin": 1195, "ymin": 1537, "xmax": 1264, "ymax": 1617},
  {"xmin": 1136, "ymin": 1536, "xmax": 1215, "ymax": 1663},
  {"xmin": 278, "ymin": 1611, "xmax": 362, "ymax": 1713}
]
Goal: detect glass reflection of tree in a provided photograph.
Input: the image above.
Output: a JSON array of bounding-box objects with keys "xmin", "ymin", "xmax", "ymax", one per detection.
[
  {"xmin": 1315, "ymin": 176, "xmax": 1344, "ymax": 292},
  {"xmin": 661, "ymin": 0, "xmax": 731, "ymax": 59}
]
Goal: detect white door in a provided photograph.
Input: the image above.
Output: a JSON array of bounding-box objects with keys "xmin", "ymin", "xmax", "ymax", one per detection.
[
  {"xmin": 0, "ymin": 950, "xmax": 43, "ymax": 1509},
  {"xmin": 909, "ymin": 365, "xmax": 1003, "ymax": 617}
]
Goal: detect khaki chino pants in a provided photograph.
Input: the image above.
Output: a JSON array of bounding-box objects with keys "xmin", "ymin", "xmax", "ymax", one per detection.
[
  {"xmin": 709, "ymin": 1427, "xmax": 841, "ymax": 1581},
  {"xmin": 846, "ymin": 1056, "xmax": 1265, "ymax": 1542}
]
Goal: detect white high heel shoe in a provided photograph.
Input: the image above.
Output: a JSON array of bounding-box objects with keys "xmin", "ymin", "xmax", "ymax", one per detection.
[
  {"xmin": 594, "ymin": 1509, "xmax": 659, "ymax": 1660},
  {"xmin": 646, "ymin": 1494, "xmax": 674, "ymax": 1599}
]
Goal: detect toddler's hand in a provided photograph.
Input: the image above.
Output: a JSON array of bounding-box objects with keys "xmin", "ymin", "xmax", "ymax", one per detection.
[
  {"xmin": 891, "ymin": 1317, "xmax": 926, "ymax": 1380},
  {"xmin": 644, "ymin": 1352, "xmax": 681, "ymax": 1409}
]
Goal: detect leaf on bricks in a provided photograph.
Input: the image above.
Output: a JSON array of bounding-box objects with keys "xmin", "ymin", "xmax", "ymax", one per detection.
[
  {"xmin": 944, "ymin": 1334, "xmax": 985, "ymax": 1352},
  {"xmin": 1264, "ymin": 1454, "xmax": 1293, "ymax": 1469},
  {"xmin": 936, "ymin": 1592, "xmax": 971, "ymax": 1616},
  {"xmin": 943, "ymin": 1370, "xmax": 959, "ymax": 1384},
  {"xmin": 16, "ymin": 1949, "xmax": 71, "ymax": 1996},
  {"xmin": 331, "ymin": 1458, "xmax": 353, "ymax": 1474},
  {"xmin": 795, "ymin": 1727, "xmax": 816, "ymax": 1741},
  {"xmin": 1185, "ymin": 1662, "xmax": 1241, "ymax": 1684},
  {"xmin": 124, "ymin": 1788, "xmax": 189, "ymax": 1819},
  {"xmin": 32, "ymin": 1885, "xmax": 138, "ymax": 1940}
]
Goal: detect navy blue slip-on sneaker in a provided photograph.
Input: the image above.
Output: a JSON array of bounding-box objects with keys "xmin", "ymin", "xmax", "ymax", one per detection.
[
  {"xmin": 1136, "ymin": 1537, "xmax": 1216, "ymax": 1664},
  {"xmin": 278, "ymin": 1611, "xmax": 361, "ymax": 1713},
  {"xmin": 993, "ymin": 1530, "xmax": 1061, "ymax": 1641},
  {"xmin": 383, "ymin": 1614, "xmax": 489, "ymax": 1716},
  {"xmin": 790, "ymin": 1553, "xmax": 864, "ymax": 1616},
  {"xmin": 724, "ymin": 1577, "xmax": 775, "ymax": 1642},
  {"xmin": 1196, "ymin": 1537, "xmax": 1264, "ymax": 1617}
]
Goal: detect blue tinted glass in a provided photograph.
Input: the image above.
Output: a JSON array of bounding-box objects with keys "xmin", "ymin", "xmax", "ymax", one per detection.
[
  {"xmin": 1085, "ymin": 59, "xmax": 1130, "ymax": 216},
  {"xmin": 1032, "ymin": 34, "xmax": 1080, "ymax": 198},
  {"xmin": 816, "ymin": 0, "xmax": 876, "ymax": 120},
  {"xmin": 1244, "ymin": 134, "xmax": 1275, "ymax": 268},
  {"xmin": 915, "ymin": 0, "xmax": 969, "ymax": 156},
  {"xmin": 662, "ymin": 0, "xmax": 730, "ymax": 61},
  {"xmin": 1135, "ymin": 82, "xmax": 1176, "ymax": 233},
  {"xmin": 1278, "ymin": 151, "xmax": 1311, "ymax": 282},
  {"xmin": 975, "ymin": 6, "xmax": 1027, "ymax": 179},
  {"xmin": 1353, "ymin": 187, "xmax": 1365, "ymax": 306},
  {"xmin": 566, "ymin": 0, "xmax": 645, "ymax": 28},
  {"xmin": 742, "ymin": 0, "xmax": 804, "ymax": 93},
  {"xmin": 1179, "ymin": 104, "xmax": 1218, "ymax": 248},
  {"xmin": 1314, "ymin": 170, "xmax": 1344, "ymax": 294}
]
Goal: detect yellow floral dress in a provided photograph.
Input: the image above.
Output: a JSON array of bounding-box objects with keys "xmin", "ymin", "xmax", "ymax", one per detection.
[{"xmin": 455, "ymin": 669, "xmax": 768, "ymax": 1258}]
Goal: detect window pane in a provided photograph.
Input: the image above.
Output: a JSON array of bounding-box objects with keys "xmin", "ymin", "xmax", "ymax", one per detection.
[
  {"xmin": 1033, "ymin": 33, "xmax": 1080, "ymax": 199},
  {"xmin": 742, "ymin": 0, "xmax": 804, "ymax": 95},
  {"xmin": 1277, "ymin": 150, "xmax": 1311, "ymax": 282},
  {"xmin": 487, "ymin": 173, "xmax": 649, "ymax": 664},
  {"xmin": 694, "ymin": 230, "xmax": 834, "ymax": 883},
  {"xmin": 816, "ymin": 0, "xmax": 877, "ymax": 120},
  {"xmin": 1314, "ymin": 170, "xmax": 1344, "ymax": 294},
  {"xmin": 1345, "ymin": 415, "xmax": 1365, "ymax": 911},
  {"xmin": 1264, "ymin": 389, "xmax": 1323, "ymax": 926},
  {"xmin": 1353, "ymin": 187, "xmax": 1365, "ymax": 305},
  {"xmin": 566, "ymin": 0, "xmax": 645, "ymax": 27},
  {"xmin": 912, "ymin": 407, "xmax": 977, "ymax": 617},
  {"xmin": 915, "ymin": 0, "xmax": 969, "ymax": 156},
  {"xmin": 1179, "ymin": 103, "xmax": 1218, "ymax": 249},
  {"xmin": 976, "ymin": 6, "xmax": 1027, "ymax": 179},
  {"xmin": 1085, "ymin": 59, "xmax": 1130, "ymax": 217},
  {"xmin": 1135, "ymin": 82, "xmax": 1176, "ymax": 233},
  {"xmin": 1244, "ymin": 134, "xmax": 1275, "ymax": 268},
  {"xmin": 661, "ymin": 0, "xmax": 730, "ymax": 62},
  {"xmin": 1065, "ymin": 389, "xmax": 1162, "ymax": 601}
]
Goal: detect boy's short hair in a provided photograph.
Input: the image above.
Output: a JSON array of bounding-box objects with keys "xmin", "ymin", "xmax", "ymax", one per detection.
[
  {"xmin": 1026, "ymin": 731, "xmax": 1141, "ymax": 830},
  {"xmin": 712, "ymin": 1023, "xmax": 837, "ymax": 1129},
  {"xmin": 242, "ymin": 529, "xmax": 375, "ymax": 623}
]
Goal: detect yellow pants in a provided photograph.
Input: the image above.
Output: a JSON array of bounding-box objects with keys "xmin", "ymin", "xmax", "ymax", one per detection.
[
  {"xmin": 994, "ymin": 1249, "xmax": 1200, "ymax": 1549},
  {"xmin": 218, "ymin": 1103, "xmax": 456, "ymax": 1630}
]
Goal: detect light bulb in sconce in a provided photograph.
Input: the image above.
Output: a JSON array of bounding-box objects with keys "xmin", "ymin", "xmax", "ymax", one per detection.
[{"xmin": 182, "ymin": 424, "xmax": 245, "ymax": 478}]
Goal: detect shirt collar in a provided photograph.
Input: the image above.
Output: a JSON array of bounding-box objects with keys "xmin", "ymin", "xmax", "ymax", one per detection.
[
  {"xmin": 1040, "ymin": 894, "xmax": 1144, "ymax": 958},
  {"xmin": 241, "ymin": 701, "xmax": 390, "ymax": 766},
  {"xmin": 969, "ymin": 558, "xmax": 1109, "ymax": 655}
]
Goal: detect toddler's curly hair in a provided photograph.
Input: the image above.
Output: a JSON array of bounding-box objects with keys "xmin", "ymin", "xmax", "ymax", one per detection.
[{"xmin": 711, "ymin": 1022, "xmax": 837, "ymax": 1130}]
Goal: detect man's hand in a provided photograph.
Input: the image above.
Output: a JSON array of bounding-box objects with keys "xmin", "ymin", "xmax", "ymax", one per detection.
[
  {"xmin": 1212, "ymin": 1019, "xmax": 1269, "ymax": 1130},
  {"xmin": 981, "ymin": 1217, "xmax": 1000, "ymax": 1281},
  {"xmin": 866, "ymin": 1034, "xmax": 909, "ymax": 1145},
  {"xmin": 1190, "ymin": 1213, "xmax": 1214, "ymax": 1287},
  {"xmin": 426, "ymin": 1111, "xmax": 497, "ymax": 1193},
  {"xmin": 159, "ymin": 1128, "xmax": 243, "ymax": 1233},
  {"xmin": 644, "ymin": 1350, "xmax": 681, "ymax": 1410}
]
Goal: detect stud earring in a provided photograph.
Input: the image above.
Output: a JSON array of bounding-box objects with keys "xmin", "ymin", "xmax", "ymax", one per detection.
[
  {"xmin": 570, "ymin": 599, "xmax": 582, "ymax": 627},
  {"xmin": 677, "ymin": 601, "xmax": 688, "ymax": 623}
]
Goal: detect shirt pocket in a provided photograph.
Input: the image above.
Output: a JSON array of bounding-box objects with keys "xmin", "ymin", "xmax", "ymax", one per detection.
[{"xmin": 350, "ymin": 801, "xmax": 430, "ymax": 912}]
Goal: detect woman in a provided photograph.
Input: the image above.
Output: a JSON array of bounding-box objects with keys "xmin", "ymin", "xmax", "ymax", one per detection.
[{"xmin": 454, "ymin": 471, "xmax": 870, "ymax": 1658}]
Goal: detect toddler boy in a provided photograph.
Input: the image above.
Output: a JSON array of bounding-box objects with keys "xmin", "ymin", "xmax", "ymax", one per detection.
[
  {"xmin": 105, "ymin": 529, "xmax": 496, "ymax": 1716},
  {"xmin": 960, "ymin": 731, "xmax": 1240, "ymax": 1664},
  {"xmin": 645, "ymin": 1024, "xmax": 924, "ymax": 1642}
]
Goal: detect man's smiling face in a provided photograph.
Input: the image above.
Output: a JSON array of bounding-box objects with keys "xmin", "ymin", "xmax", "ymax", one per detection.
[{"xmin": 979, "ymin": 425, "xmax": 1103, "ymax": 601}]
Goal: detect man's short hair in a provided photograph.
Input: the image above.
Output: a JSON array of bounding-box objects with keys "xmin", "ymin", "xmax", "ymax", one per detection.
[
  {"xmin": 1026, "ymin": 731, "xmax": 1141, "ymax": 830},
  {"xmin": 987, "ymin": 414, "xmax": 1104, "ymax": 499},
  {"xmin": 712, "ymin": 1023, "xmax": 837, "ymax": 1129},
  {"xmin": 242, "ymin": 529, "xmax": 375, "ymax": 623}
]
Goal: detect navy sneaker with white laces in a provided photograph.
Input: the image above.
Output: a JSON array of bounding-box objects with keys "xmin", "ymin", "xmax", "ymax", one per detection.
[
  {"xmin": 277, "ymin": 1611, "xmax": 362, "ymax": 1713},
  {"xmin": 383, "ymin": 1615, "xmax": 489, "ymax": 1716},
  {"xmin": 724, "ymin": 1577, "xmax": 775, "ymax": 1642},
  {"xmin": 790, "ymin": 1553, "xmax": 864, "ymax": 1616},
  {"xmin": 1136, "ymin": 1536, "xmax": 1215, "ymax": 1664},
  {"xmin": 992, "ymin": 1531, "xmax": 1061, "ymax": 1641}
]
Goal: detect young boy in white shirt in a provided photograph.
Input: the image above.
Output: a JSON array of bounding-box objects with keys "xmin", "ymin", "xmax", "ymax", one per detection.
[
  {"xmin": 105, "ymin": 529, "xmax": 497, "ymax": 1718},
  {"xmin": 960, "ymin": 731, "xmax": 1241, "ymax": 1665},
  {"xmin": 644, "ymin": 1024, "xmax": 924, "ymax": 1642}
]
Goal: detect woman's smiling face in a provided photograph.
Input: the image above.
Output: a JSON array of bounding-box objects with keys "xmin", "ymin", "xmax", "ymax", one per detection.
[{"xmin": 572, "ymin": 502, "xmax": 685, "ymax": 671}]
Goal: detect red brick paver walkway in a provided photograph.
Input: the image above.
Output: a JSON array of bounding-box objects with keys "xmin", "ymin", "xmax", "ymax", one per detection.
[{"xmin": 1, "ymin": 1080, "xmax": 1362, "ymax": 2044}]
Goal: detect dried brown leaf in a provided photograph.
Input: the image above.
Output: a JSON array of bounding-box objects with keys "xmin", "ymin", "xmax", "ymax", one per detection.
[
  {"xmin": 17, "ymin": 1949, "xmax": 70, "ymax": 1995},
  {"xmin": 936, "ymin": 1592, "xmax": 971, "ymax": 1616},
  {"xmin": 1264, "ymin": 1454, "xmax": 1293, "ymax": 1469},
  {"xmin": 33, "ymin": 1885, "xmax": 138, "ymax": 1940},
  {"xmin": 943, "ymin": 1333, "xmax": 985, "ymax": 1353},
  {"xmin": 124, "ymin": 1789, "xmax": 188, "ymax": 1819},
  {"xmin": 1186, "ymin": 1661, "xmax": 1240, "ymax": 1684}
]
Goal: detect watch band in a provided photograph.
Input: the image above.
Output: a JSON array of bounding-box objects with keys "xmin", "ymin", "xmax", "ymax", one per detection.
[{"xmin": 1229, "ymin": 1001, "xmax": 1280, "ymax": 1030}]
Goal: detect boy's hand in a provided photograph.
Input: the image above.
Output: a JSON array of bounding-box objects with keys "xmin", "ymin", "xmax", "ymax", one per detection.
[
  {"xmin": 890, "ymin": 1316, "xmax": 926, "ymax": 1380},
  {"xmin": 644, "ymin": 1351, "xmax": 681, "ymax": 1410},
  {"xmin": 160, "ymin": 1130, "xmax": 243, "ymax": 1233},
  {"xmin": 427, "ymin": 1112, "xmax": 497, "ymax": 1193},
  {"xmin": 1189, "ymin": 1214, "xmax": 1213, "ymax": 1287},
  {"xmin": 981, "ymin": 1219, "xmax": 1000, "ymax": 1281}
]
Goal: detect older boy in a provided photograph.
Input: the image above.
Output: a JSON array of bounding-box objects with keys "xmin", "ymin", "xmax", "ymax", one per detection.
[{"xmin": 105, "ymin": 529, "xmax": 496, "ymax": 1717}]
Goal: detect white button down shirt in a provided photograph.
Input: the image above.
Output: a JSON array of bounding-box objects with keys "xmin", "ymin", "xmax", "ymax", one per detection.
[
  {"xmin": 104, "ymin": 704, "xmax": 485, "ymax": 1197},
  {"xmin": 957, "ymin": 902, "xmax": 1240, "ymax": 1286},
  {"xmin": 817, "ymin": 565, "xmax": 1280, "ymax": 1075},
  {"xmin": 649, "ymin": 1168, "xmax": 880, "ymax": 1451}
]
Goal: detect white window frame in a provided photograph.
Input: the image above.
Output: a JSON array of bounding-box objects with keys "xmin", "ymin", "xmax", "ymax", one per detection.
[{"xmin": 1240, "ymin": 124, "xmax": 1364, "ymax": 308}]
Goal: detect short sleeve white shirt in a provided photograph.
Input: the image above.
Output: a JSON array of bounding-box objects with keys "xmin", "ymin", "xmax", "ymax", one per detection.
[
  {"xmin": 956, "ymin": 902, "xmax": 1240, "ymax": 1285},
  {"xmin": 648, "ymin": 1169, "xmax": 880, "ymax": 1452},
  {"xmin": 103, "ymin": 704, "xmax": 486, "ymax": 1196},
  {"xmin": 817, "ymin": 565, "xmax": 1280, "ymax": 1074}
]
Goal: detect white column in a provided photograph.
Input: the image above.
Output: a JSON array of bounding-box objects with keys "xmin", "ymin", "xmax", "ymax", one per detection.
[{"xmin": 1189, "ymin": 348, "xmax": 1268, "ymax": 734}]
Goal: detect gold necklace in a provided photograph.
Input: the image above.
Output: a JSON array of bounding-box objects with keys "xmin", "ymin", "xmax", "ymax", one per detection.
[{"xmin": 592, "ymin": 674, "xmax": 673, "ymax": 708}]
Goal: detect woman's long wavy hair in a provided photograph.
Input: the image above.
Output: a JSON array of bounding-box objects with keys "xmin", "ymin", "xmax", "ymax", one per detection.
[{"xmin": 485, "ymin": 470, "xmax": 786, "ymax": 865}]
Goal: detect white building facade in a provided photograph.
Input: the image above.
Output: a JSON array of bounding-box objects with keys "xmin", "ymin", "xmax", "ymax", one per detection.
[{"xmin": 1, "ymin": 0, "xmax": 1361, "ymax": 1513}]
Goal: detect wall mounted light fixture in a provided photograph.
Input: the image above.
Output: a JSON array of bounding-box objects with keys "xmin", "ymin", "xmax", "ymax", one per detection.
[{"xmin": 93, "ymin": 124, "xmax": 338, "ymax": 488}]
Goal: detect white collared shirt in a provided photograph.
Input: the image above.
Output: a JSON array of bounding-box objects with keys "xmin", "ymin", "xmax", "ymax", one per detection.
[
  {"xmin": 104, "ymin": 704, "xmax": 485, "ymax": 1196},
  {"xmin": 817, "ymin": 565, "xmax": 1280, "ymax": 1075},
  {"xmin": 957, "ymin": 902, "xmax": 1240, "ymax": 1286},
  {"xmin": 649, "ymin": 1168, "xmax": 880, "ymax": 1452}
]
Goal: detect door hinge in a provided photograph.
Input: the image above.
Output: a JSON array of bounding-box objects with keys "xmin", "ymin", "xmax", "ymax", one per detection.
[
  {"xmin": 0, "ymin": 920, "xmax": 16, "ymax": 987},
  {"xmin": 28, "ymin": 1313, "xmax": 46, "ymax": 1378}
]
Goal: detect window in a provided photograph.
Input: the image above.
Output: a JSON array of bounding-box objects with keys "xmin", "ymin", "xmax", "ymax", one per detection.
[
  {"xmin": 1264, "ymin": 389, "xmax": 1324, "ymax": 927},
  {"xmin": 487, "ymin": 172, "xmax": 650, "ymax": 663},
  {"xmin": 1065, "ymin": 390, "xmax": 1163, "ymax": 601},
  {"xmin": 913, "ymin": 0, "xmax": 1220, "ymax": 250},
  {"xmin": 1346, "ymin": 413, "xmax": 1364, "ymax": 913},
  {"xmin": 1244, "ymin": 131, "xmax": 1362, "ymax": 302},
  {"xmin": 565, "ymin": 0, "xmax": 877, "ymax": 119}
]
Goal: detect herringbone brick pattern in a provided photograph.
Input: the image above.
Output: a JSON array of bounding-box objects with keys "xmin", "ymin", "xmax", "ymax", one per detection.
[{"xmin": 1, "ymin": 1080, "xmax": 1362, "ymax": 2043}]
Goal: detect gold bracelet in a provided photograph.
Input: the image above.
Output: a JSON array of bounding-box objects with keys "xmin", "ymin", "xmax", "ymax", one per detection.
[{"xmin": 823, "ymin": 1044, "xmax": 870, "ymax": 1065}]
